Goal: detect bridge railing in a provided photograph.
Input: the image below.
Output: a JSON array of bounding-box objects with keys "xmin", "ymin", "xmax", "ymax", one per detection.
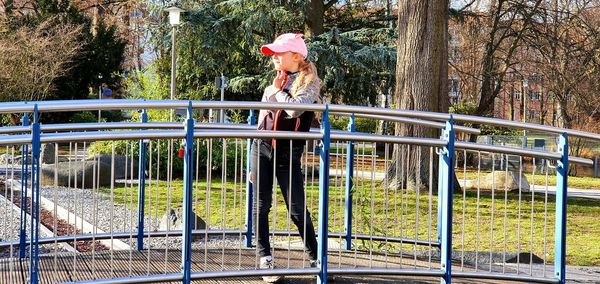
[{"xmin": 0, "ymin": 100, "xmax": 596, "ymax": 284}]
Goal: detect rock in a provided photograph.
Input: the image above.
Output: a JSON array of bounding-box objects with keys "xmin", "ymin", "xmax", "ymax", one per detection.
[
  {"xmin": 0, "ymin": 154, "xmax": 27, "ymax": 165},
  {"xmin": 0, "ymin": 154, "xmax": 13, "ymax": 164},
  {"xmin": 56, "ymin": 157, "xmax": 69, "ymax": 163},
  {"xmin": 159, "ymin": 208, "xmax": 206, "ymax": 239},
  {"xmin": 41, "ymin": 160, "xmax": 112, "ymax": 188},
  {"xmin": 40, "ymin": 144, "xmax": 56, "ymax": 164},
  {"xmin": 465, "ymin": 171, "xmax": 530, "ymax": 191},
  {"xmin": 85, "ymin": 154, "xmax": 138, "ymax": 179},
  {"xmin": 506, "ymin": 252, "xmax": 544, "ymax": 264}
]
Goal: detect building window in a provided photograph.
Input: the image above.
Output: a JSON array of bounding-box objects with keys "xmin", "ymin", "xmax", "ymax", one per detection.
[
  {"xmin": 514, "ymin": 91, "xmax": 521, "ymax": 100},
  {"xmin": 528, "ymin": 110, "xmax": 537, "ymax": 121},
  {"xmin": 528, "ymin": 91, "xmax": 541, "ymax": 100}
]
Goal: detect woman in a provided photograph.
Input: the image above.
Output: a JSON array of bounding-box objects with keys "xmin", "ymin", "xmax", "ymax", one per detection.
[{"xmin": 251, "ymin": 33, "xmax": 321, "ymax": 283}]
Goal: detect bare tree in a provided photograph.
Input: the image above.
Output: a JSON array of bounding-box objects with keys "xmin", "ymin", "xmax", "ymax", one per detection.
[
  {"xmin": 0, "ymin": 17, "xmax": 83, "ymax": 104},
  {"xmin": 449, "ymin": 0, "xmax": 543, "ymax": 118},
  {"xmin": 526, "ymin": 0, "xmax": 600, "ymax": 129}
]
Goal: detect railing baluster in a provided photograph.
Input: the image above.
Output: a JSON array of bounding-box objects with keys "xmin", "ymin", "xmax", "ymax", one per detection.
[
  {"xmin": 554, "ymin": 133, "xmax": 568, "ymax": 284},
  {"xmin": 19, "ymin": 113, "xmax": 29, "ymax": 259},
  {"xmin": 245, "ymin": 110, "xmax": 255, "ymax": 248},
  {"xmin": 29, "ymin": 105, "xmax": 41, "ymax": 284},
  {"xmin": 137, "ymin": 109, "xmax": 148, "ymax": 251},
  {"xmin": 439, "ymin": 116, "xmax": 455, "ymax": 284},
  {"xmin": 344, "ymin": 114, "xmax": 355, "ymax": 251},
  {"xmin": 181, "ymin": 102, "xmax": 195, "ymax": 284},
  {"xmin": 317, "ymin": 105, "xmax": 331, "ymax": 284}
]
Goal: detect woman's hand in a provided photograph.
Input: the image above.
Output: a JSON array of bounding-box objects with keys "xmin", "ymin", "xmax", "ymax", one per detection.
[{"xmin": 273, "ymin": 70, "xmax": 288, "ymax": 90}]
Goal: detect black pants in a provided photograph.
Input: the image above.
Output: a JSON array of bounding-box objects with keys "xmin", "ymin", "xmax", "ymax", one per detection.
[{"xmin": 250, "ymin": 139, "xmax": 318, "ymax": 260}]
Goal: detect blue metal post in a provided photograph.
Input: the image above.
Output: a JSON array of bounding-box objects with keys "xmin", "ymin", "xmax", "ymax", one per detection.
[
  {"xmin": 440, "ymin": 116, "xmax": 455, "ymax": 284},
  {"xmin": 137, "ymin": 110, "xmax": 148, "ymax": 251},
  {"xmin": 19, "ymin": 114, "xmax": 29, "ymax": 258},
  {"xmin": 317, "ymin": 105, "xmax": 331, "ymax": 284},
  {"xmin": 593, "ymin": 156, "xmax": 598, "ymax": 178},
  {"xmin": 181, "ymin": 102, "xmax": 195, "ymax": 284},
  {"xmin": 29, "ymin": 105, "xmax": 41, "ymax": 284},
  {"xmin": 244, "ymin": 110, "xmax": 255, "ymax": 248},
  {"xmin": 437, "ymin": 151, "xmax": 443, "ymax": 243},
  {"xmin": 344, "ymin": 114, "xmax": 355, "ymax": 250},
  {"xmin": 554, "ymin": 133, "xmax": 568, "ymax": 284}
]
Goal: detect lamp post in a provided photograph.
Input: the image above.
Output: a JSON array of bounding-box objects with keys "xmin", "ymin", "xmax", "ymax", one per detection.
[
  {"xmin": 98, "ymin": 74, "xmax": 103, "ymax": 122},
  {"xmin": 522, "ymin": 78, "xmax": 529, "ymax": 148},
  {"xmin": 166, "ymin": 5, "xmax": 184, "ymax": 100}
]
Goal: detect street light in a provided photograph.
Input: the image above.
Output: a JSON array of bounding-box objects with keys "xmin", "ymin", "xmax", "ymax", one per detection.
[
  {"xmin": 166, "ymin": 5, "xmax": 184, "ymax": 102},
  {"xmin": 166, "ymin": 5, "xmax": 184, "ymax": 122},
  {"xmin": 522, "ymin": 78, "xmax": 529, "ymax": 148},
  {"xmin": 98, "ymin": 74, "xmax": 103, "ymax": 122}
]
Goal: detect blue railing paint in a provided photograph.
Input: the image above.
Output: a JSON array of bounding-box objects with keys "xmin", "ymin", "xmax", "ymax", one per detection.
[
  {"xmin": 137, "ymin": 110, "xmax": 148, "ymax": 251},
  {"xmin": 437, "ymin": 142, "xmax": 443, "ymax": 243},
  {"xmin": 440, "ymin": 117, "xmax": 455, "ymax": 284},
  {"xmin": 0, "ymin": 100, "xmax": 575, "ymax": 284},
  {"xmin": 317, "ymin": 105, "xmax": 331, "ymax": 284},
  {"xmin": 19, "ymin": 113, "xmax": 29, "ymax": 258},
  {"xmin": 29, "ymin": 105, "xmax": 41, "ymax": 284},
  {"xmin": 244, "ymin": 110, "xmax": 255, "ymax": 248},
  {"xmin": 181, "ymin": 102, "xmax": 195, "ymax": 284},
  {"xmin": 594, "ymin": 156, "xmax": 598, "ymax": 178},
  {"xmin": 344, "ymin": 114, "xmax": 355, "ymax": 250},
  {"xmin": 555, "ymin": 133, "xmax": 568, "ymax": 284}
]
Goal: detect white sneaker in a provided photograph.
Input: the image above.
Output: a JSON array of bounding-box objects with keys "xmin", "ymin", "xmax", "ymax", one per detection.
[{"xmin": 260, "ymin": 256, "xmax": 283, "ymax": 283}]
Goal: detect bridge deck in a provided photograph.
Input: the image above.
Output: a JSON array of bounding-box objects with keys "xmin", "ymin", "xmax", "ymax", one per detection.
[{"xmin": 0, "ymin": 248, "xmax": 512, "ymax": 283}]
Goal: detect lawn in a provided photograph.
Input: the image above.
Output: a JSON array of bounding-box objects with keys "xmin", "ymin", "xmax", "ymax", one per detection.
[
  {"xmin": 100, "ymin": 177, "xmax": 600, "ymax": 266},
  {"xmin": 459, "ymin": 169, "xmax": 600, "ymax": 190}
]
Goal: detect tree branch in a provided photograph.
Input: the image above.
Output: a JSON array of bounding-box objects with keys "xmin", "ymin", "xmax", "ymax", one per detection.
[{"xmin": 324, "ymin": 0, "xmax": 338, "ymax": 11}]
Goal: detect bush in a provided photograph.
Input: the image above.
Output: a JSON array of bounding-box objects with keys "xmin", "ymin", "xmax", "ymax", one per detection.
[{"xmin": 330, "ymin": 115, "xmax": 378, "ymax": 133}]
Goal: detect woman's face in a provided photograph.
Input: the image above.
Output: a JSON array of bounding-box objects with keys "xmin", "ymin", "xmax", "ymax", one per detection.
[{"xmin": 272, "ymin": 51, "xmax": 302, "ymax": 72}]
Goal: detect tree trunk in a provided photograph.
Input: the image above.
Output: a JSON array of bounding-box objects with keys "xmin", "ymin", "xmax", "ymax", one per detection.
[
  {"xmin": 509, "ymin": 84, "xmax": 515, "ymax": 120},
  {"xmin": 556, "ymin": 96, "xmax": 571, "ymax": 129},
  {"xmin": 305, "ymin": 0, "xmax": 324, "ymax": 36},
  {"xmin": 387, "ymin": 0, "xmax": 450, "ymax": 191},
  {"xmin": 4, "ymin": 0, "xmax": 14, "ymax": 15},
  {"xmin": 476, "ymin": 56, "xmax": 497, "ymax": 116}
]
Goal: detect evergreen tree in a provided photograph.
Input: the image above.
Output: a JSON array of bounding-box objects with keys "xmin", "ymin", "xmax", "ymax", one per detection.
[{"xmin": 144, "ymin": 0, "xmax": 396, "ymax": 109}]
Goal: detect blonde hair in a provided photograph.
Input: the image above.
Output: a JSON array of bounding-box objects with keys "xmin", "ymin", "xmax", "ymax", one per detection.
[{"xmin": 290, "ymin": 59, "xmax": 321, "ymax": 97}]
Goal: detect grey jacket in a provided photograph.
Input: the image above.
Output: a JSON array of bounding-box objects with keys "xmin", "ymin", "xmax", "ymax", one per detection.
[{"xmin": 257, "ymin": 72, "xmax": 320, "ymax": 130}]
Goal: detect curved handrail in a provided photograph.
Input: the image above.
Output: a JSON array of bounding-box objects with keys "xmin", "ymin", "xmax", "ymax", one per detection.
[
  {"xmin": 0, "ymin": 128, "xmax": 592, "ymax": 165},
  {"xmin": 2, "ymin": 99, "xmax": 598, "ymax": 141}
]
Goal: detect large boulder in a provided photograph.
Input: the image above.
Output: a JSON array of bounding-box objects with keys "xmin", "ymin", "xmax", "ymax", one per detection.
[
  {"xmin": 85, "ymin": 154, "xmax": 138, "ymax": 179},
  {"xmin": 40, "ymin": 143, "xmax": 56, "ymax": 164},
  {"xmin": 41, "ymin": 160, "xmax": 112, "ymax": 188},
  {"xmin": 159, "ymin": 208, "xmax": 206, "ymax": 239},
  {"xmin": 465, "ymin": 171, "xmax": 530, "ymax": 192}
]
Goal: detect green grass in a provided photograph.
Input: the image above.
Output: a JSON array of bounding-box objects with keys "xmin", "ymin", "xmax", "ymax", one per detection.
[
  {"xmin": 100, "ymin": 178, "xmax": 600, "ymax": 266},
  {"xmin": 459, "ymin": 170, "xmax": 600, "ymax": 190}
]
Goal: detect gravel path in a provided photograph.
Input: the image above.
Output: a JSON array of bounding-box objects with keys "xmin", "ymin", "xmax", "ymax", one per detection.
[
  {"xmin": 38, "ymin": 185, "xmax": 244, "ymax": 250},
  {"xmin": 0, "ymin": 184, "xmax": 70, "ymax": 257}
]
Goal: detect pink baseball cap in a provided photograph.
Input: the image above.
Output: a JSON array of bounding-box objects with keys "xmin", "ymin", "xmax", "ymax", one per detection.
[{"xmin": 261, "ymin": 33, "xmax": 308, "ymax": 58}]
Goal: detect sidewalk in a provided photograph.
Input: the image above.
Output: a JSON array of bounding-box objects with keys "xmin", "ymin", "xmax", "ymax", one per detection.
[{"xmin": 457, "ymin": 178, "xmax": 600, "ymax": 200}]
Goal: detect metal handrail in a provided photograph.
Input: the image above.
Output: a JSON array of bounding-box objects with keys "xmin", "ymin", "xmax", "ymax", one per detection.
[
  {"xmin": 0, "ymin": 128, "xmax": 593, "ymax": 165},
  {"xmin": 2, "ymin": 99, "xmax": 598, "ymax": 140}
]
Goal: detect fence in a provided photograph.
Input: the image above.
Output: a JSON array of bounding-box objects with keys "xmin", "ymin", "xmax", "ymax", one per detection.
[{"xmin": 0, "ymin": 100, "xmax": 597, "ymax": 284}]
